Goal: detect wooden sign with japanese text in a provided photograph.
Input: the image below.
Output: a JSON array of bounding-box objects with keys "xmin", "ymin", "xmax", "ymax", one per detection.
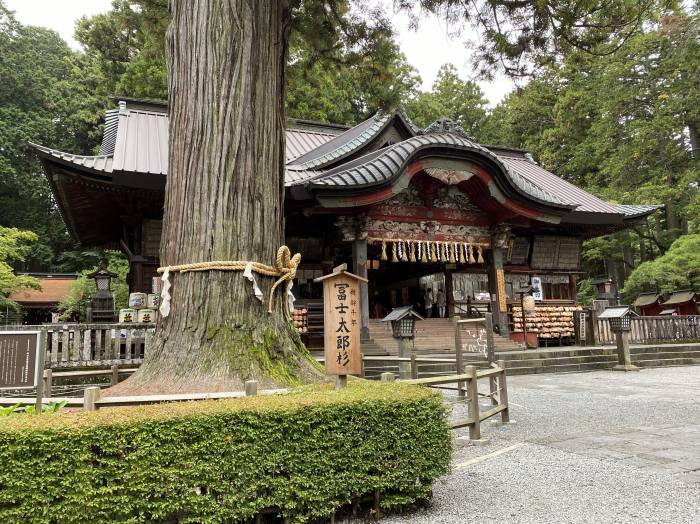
[
  {"xmin": 0, "ymin": 331, "xmax": 42, "ymax": 389},
  {"xmin": 316, "ymin": 270, "xmax": 367, "ymax": 376}
]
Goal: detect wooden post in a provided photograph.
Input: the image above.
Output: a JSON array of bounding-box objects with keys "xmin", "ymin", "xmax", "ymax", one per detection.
[
  {"xmin": 488, "ymin": 375, "xmax": 498, "ymax": 407},
  {"xmin": 613, "ymin": 331, "xmax": 639, "ymax": 371},
  {"xmin": 466, "ymin": 365, "xmax": 480, "ymax": 440},
  {"xmin": 453, "ymin": 317, "xmax": 465, "ymax": 397},
  {"xmin": 335, "ymin": 374, "xmax": 348, "ymax": 390},
  {"xmin": 410, "ymin": 348, "xmax": 418, "ymax": 380},
  {"xmin": 484, "ymin": 313, "xmax": 495, "ymax": 363},
  {"xmin": 487, "ymin": 247, "xmax": 509, "ymax": 336},
  {"xmin": 83, "ymin": 386, "xmax": 102, "ymax": 412},
  {"xmin": 398, "ymin": 337, "xmax": 411, "ymax": 379},
  {"xmin": 43, "ymin": 369, "xmax": 52, "ymax": 399},
  {"xmin": 496, "ymin": 359, "xmax": 510, "ymax": 423},
  {"xmin": 245, "ymin": 380, "xmax": 259, "ymax": 396},
  {"xmin": 110, "ymin": 364, "xmax": 119, "ymax": 386},
  {"xmin": 34, "ymin": 330, "xmax": 47, "ymax": 414},
  {"xmin": 380, "ymin": 372, "xmax": 395, "ymax": 382},
  {"xmin": 351, "ymin": 238, "xmax": 370, "ymax": 342}
]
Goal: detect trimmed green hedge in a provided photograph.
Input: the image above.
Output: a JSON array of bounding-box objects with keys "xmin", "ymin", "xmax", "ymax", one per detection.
[{"xmin": 0, "ymin": 382, "xmax": 451, "ymax": 523}]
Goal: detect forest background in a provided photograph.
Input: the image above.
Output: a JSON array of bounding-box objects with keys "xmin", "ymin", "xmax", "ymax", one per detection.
[{"xmin": 0, "ymin": 0, "xmax": 698, "ymax": 312}]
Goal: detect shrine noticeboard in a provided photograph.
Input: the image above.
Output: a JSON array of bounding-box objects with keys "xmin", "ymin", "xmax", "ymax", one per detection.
[
  {"xmin": 0, "ymin": 331, "xmax": 42, "ymax": 389},
  {"xmin": 316, "ymin": 270, "xmax": 367, "ymax": 376}
]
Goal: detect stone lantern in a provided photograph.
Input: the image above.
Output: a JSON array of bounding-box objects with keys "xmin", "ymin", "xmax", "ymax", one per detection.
[{"xmin": 86, "ymin": 260, "xmax": 118, "ymax": 323}]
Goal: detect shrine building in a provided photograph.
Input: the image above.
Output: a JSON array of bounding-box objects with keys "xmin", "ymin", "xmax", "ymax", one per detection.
[{"xmin": 31, "ymin": 98, "xmax": 657, "ymax": 348}]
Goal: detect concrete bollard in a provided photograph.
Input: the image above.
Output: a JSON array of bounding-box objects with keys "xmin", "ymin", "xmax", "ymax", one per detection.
[
  {"xmin": 43, "ymin": 369, "xmax": 52, "ymax": 399},
  {"xmin": 111, "ymin": 364, "xmax": 119, "ymax": 386},
  {"xmin": 83, "ymin": 386, "xmax": 102, "ymax": 412},
  {"xmin": 245, "ymin": 380, "xmax": 258, "ymax": 396},
  {"xmin": 380, "ymin": 372, "xmax": 396, "ymax": 382}
]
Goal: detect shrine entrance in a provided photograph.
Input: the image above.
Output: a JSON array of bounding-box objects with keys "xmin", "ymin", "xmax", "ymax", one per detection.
[{"xmin": 364, "ymin": 238, "xmax": 493, "ymax": 322}]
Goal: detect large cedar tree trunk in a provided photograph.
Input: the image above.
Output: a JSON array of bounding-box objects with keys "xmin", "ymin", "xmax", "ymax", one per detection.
[{"xmin": 114, "ymin": 0, "xmax": 321, "ymax": 394}]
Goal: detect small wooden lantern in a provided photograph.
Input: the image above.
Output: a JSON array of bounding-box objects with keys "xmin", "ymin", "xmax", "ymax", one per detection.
[
  {"xmin": 314, "ymin": 265, "xmax": 367, "ymax": 378},
  {"xmin": 381, "ymin": 306, "xmax": 424, "ymax": 339},
  {"xmin": 599, "ymin": 306, "xmax": 637, "ymax": 333}
]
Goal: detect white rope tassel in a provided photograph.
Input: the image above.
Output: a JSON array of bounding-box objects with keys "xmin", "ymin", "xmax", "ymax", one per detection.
[
  {"xmin": 159, "ymin": 267, "xmax": 171, "ymax": 318},
  {"xmin": 243, "ymin": 262, "xmax": 265, "ymax": 303}
]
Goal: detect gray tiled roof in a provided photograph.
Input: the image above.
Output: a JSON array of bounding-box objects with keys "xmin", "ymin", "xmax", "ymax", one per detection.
[
  {"xmin": 28, "ymin": 142, "xmax": 113, "ymax": 173},
  {"xmin": 616, "ymin": 204, "xmax": 662, "ymax": 218},
  {"xmin": 31, "ymin": 102, "xmax": 654, "ymax": 221},
  {"xmin": 496, "ymin": 153, "xmax": 620, "ymax": 214},
  {"xmin": 292, "ymin": 112, "xmax": 392, "ymax": 169},
  {"xmin": 305, "ymin": 132, "xmax": 573, "ymax": 209},
  {"xmin": 286, "ymin": 128, "xmax": 340, "ymax": 163}
]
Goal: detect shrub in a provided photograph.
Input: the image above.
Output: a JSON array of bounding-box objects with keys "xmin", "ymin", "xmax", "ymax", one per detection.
[{"xmin": 0, "ymin": 382, "xmax": 451, "ymax": 523}]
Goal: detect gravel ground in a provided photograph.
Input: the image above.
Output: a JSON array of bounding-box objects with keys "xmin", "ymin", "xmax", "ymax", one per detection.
[{"xmin": 383, "ymin": 366, "xmax": 700, "ymax": 524}]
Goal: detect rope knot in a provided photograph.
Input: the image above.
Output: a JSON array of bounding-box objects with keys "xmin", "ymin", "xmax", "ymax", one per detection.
[{"xmin": 269, "ymin": 246, "xmax": 302, "ymax": 314}]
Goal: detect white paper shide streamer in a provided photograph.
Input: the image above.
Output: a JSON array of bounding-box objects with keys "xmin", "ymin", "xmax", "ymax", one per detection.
[
  {"xmin": 159, "ymin": 267, "xmax": 171, "ymax": 318},
  {"xmin": 243, "ymin": 262, "xmax": 264, "ymax": 302}
]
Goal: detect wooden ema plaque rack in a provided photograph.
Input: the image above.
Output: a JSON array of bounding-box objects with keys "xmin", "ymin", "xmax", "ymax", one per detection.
[{"xmin": 315, "ymin": 265, "xmax": 367, "ymax": 379}]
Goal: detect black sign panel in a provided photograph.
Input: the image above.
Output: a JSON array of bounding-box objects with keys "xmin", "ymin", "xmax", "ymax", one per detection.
[{"xmin": 0, "ymin": 332, "xmax": 41, "ymax": 389}]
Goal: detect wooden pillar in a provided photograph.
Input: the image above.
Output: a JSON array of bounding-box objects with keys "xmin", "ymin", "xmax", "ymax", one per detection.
[
  {"xmin": 352, "ymin": 238, "xmax": 370, "ymax": 341},
  {"xmin": 569, "ymin": 274, "xmax": 577, "ymax": 302},
  {"xmin": 613, "ymin": 331, "xmax": 639, "ymax": 371},
  {"xmin": 487, "ymin": 247, "xmax": 509, "ymax": 336},
  {"xmin": 445, "ymin": 269, "xmax": 455, "ymax": 317}
]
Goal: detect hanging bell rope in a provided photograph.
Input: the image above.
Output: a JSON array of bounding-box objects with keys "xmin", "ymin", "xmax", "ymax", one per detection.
[{"xmin": 156, "ymin": 246, "xmax": 301, "ymax": 319}]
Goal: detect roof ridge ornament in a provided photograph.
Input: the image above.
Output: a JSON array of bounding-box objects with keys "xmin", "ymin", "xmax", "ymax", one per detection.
[{"xmin": 419, "ymin": 118, "xmax": 475, "ymax": 140}]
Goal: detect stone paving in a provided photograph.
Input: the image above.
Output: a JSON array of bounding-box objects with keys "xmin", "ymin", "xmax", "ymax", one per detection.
[{"xmin": 383, "ymin": 366, "xmax": 700, "ymax": 523}]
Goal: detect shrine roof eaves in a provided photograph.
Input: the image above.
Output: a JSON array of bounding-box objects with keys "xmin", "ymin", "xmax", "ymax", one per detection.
[
  {"xmin": 291, "ymin": 109, "xmax": 419, "ymax": 169},
  {"xmin": 302, "ymin": 132, "xmax": 574, "ymax": 210},
  {"xmin": 29, "ymin": 142, "xmax": 114, "ymax": 174}
]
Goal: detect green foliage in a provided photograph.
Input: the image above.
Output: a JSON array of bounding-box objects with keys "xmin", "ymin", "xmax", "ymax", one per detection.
[
  {"xmin": 483, "ymin": 9, "xmax": 699, "ymax": 286},
  {"xmin": 0, "ymin": 382, "xmax": 451, "ymax": 523},
  {"xmin": 395, "ymin": 1, "xmax": 674, "ymax": 78},
  {"xmin": 0, "ymin": 404, "xmax": 20, "ymax": 416},
  {"xmin": 58, "ymin": 251, "xmax": 129, "ymax": 321},
  {"xmin": 0, "ymin": 226, "xmax": 40, "ymax": 310},
  {"xmin": 622, "ymin": 234, "xmax": 700, "ymax": 299},
  {"xmin": 0, "ymin": 2, "xmax": 88, "ymax": 270},
  {"xmin": 23, "ymin": 401, "xmax": 68, "ymax": 415},
  {"xmin": 575, "ymin": 278, "xmax": 597, "ymax": 308},
  {"xmin": 404, "ymin": 64, "xmax": 488, "ymax": 136}
]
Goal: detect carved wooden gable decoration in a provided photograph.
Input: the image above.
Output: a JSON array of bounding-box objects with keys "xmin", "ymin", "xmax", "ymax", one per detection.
[{"xmin": 365, "ymin": 177, "xmax": 490, "ymax": 245}]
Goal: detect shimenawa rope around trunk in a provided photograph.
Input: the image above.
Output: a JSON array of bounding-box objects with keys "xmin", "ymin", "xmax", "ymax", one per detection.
[{"xmin": 156, "ymin": 246, "xmax": 301, "ymax": 317}]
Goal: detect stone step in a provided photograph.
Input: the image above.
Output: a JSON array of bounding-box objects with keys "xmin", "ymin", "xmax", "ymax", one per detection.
[
  {"xmin": 634, "ymin": 358, "xmax": 700, "ymax": 367},
  {"xmin": 502, "ymin": 354, "xmax": 619, "ymax": 368},
  {"xmin": 505, "ymin": 361, "xmax": 614, "ymax": 375}
]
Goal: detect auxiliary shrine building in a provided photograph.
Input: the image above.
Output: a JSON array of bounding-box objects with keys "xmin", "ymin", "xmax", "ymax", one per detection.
[{"xmin": 32, "ymin": 98, "xmax": 656, "ymax": 348}]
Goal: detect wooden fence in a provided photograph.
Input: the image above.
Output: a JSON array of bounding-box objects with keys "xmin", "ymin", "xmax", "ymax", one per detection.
[
  {"xmin": 397, "ymin": 359, "xmax": 510, "ymax": 440},
  {"xmin": 594, "ymin": 315, "xmax": 700, "ymax": 345},
  {"xmin": 0, "ymin": 323, "xmax": 153, "ymax": 368}
]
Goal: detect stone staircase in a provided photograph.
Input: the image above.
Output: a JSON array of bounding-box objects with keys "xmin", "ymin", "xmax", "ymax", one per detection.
[{"xmin": 496, "ymin": 343, "xmax": 700, "ymax": 375}]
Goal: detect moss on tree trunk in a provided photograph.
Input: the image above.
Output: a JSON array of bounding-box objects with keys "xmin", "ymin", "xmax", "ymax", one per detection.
[{"xmin": 112, "ymin": 0, "xmax": 322, "ymax": 394}]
